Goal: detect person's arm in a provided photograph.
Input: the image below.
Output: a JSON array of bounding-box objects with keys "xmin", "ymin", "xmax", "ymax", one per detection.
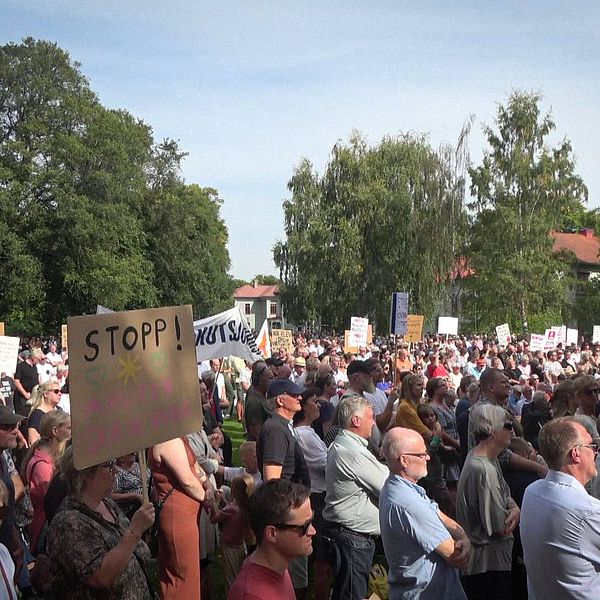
[
  {"xmin": 13, "ymin": 378, "xmax": 30, "ymax": 401},
  {"xmin": 375, "ymin": 389, "xmax": 398, "ymax": 432},
  {"xmin": 28, "ymin": 428, "xmax": 40, "ymax": 446},
  {"xmin": 501, "ymin": 497, "xmax": 520, "ymax": 537},
  {"xmin": 509, "ymin": 452, "xmax": 548, "ymax": 478},
  {"xmin": 85, "ymin": 502, "xmax": 155, "ymax": 588},
  {"xmin": 263, "ymin": 464, "xmax": 283, "ymax": 481},
  {"xmin": 153, "ymin": 439, "xmax": 205, "ymax": 503},
  {"xmin": 437, "ymin": 511, "xmax": 471, "ymax": 569}
]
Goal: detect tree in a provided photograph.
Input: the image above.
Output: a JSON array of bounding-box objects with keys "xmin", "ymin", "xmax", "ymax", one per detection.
[
  {"xmin": 275, "ymin": 128, "xmax": 471, "ymax": 330},
  {"xmin": 467, "ymin": 91, "xmax": 588, "ymax": 334},
  {"xmin": 253, "ymin": 274, "xmax": 280, "ymax": 286},
  {"xmin": 0, "ymin": 38, "xmax": 233, "ymax": 332}
]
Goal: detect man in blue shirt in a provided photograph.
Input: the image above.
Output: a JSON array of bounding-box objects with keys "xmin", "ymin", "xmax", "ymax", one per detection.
[
  {"xmin": 380, "ymin": 428, "xmax": 469, "ymax": 599},
  {"xmin": 521, "ymin": 418, "xmax": 600, "ymax": 599}
]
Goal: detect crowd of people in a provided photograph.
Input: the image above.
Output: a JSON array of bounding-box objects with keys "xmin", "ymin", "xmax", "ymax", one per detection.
[{"xmin": 1, "ymin": 331, "xmax": 600, "ymax": 599}]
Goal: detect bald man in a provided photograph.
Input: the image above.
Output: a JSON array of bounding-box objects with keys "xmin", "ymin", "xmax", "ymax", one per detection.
[{"xmin": 380, "ymin": 428, "xmax": 470, "ymax": 599}]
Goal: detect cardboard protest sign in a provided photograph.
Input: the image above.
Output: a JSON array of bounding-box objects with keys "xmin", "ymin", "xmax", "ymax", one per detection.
[
  {"xmin": 543, "ymin": 328, "xmax": 557, "ymax": 351},
  {"xmin": 68, "ymin": 305, "xmax": 201, "ymax": 470},
  {"xmin": 566, "ymin": 328, "xmax": 578, "ymax": 347},
  {"xmin": 437, "ymin": 317, "xmax": 458, "ymax": 336},
  {"xmin": 0, "ymin": 323, "xmax": 4, "ymax": 336},
  {"xmin": 390, "ymin": 292, "xmax": 409, "ymax": 335},
  {"xmin": 61, "ymin": 324, "xmax": 68, "ymax": 350},
  {"xmin": 405, "ymin": 315, "xmax": 424, "ymax": 343},
  {"xmin": 271, "ymin": 329, "xmax": 294, "ymax": 355},
  {"xmin": 529, "ymin": 333, "xmax": 545, "ymax": 353},
  {"xmin": 0, "ymin": 336, "xmax": 19, "ymax": 376},
  {"xmin": 495, "ymin": 323, "xmax": 511, "ymax": 345},
  {"xmin": 194, "ymin": 307, "xmax": 263, "ymax": 363},
  {"xmin": 349, "ymin": 317, "xmax": 369, "ymax": 347}
]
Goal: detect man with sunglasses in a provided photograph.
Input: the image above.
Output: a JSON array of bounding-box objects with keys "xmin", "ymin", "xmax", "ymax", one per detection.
[
  {"xmin": 521, "ymin": 418, "xmax": 600, "ymax": 599},
  {"xmin": 380, "ymin": 428, "xmax": 469, "ymax": 599},
  {"xmin": 229, "ymin": 479, "xmax": 315, "ymax": 600}
]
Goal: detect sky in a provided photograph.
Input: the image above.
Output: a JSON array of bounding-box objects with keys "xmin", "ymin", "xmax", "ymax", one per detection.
[{"xmin": 2, "ymin": 1, "xmax": 599, "ymax": 280}]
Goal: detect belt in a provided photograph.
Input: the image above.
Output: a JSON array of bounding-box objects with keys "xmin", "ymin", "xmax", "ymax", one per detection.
[{"xmin": 335, "ymin": 525, "xmax": 378, "ymax": 541}]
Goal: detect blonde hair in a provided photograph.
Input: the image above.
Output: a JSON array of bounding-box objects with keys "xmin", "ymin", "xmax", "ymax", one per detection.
[
  {"xmin": 29, "ymin": 377, "xmax": 60, "ymax": 412},
  {"xmin": 21, "ymin": 411, "xmax": 71, "ymax": 482}
]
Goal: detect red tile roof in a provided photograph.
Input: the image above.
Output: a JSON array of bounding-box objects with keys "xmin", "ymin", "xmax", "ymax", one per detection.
[
  {"xmin": 234, "ymin": 284, "xmax": 279, "ymax": 298},
  {"xmin": 551, "ymin": 230, "xmax": 600, "ymax": 265}
]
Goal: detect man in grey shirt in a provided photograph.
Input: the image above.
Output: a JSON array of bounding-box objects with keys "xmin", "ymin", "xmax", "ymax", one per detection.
[{"xmin": 323, "ymin": 396, "xmax": 389, "ymax": 600}]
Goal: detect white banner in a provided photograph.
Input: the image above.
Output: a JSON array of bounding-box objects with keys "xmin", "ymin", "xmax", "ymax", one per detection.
[
  {"xmin": 566, "ymin": 328, "xmax": 578, "ymax": 347},
  {"xmin": 529, "ymin": 333, "xmax": 545, "ymax": 353},
  {"xmin": 194, "ymin": 307, "xmax": 263, "ymax": 363},
  {"xmin": 556, "ymin": 326, "xmax": 566, "ymax": 347},
  {"xmin": 544, "ymin": 328, "xmax": 557, "ymax": 351},
  {"xmin": 349, "ymin": 317, "xmax": 369, "ymax": 347},
  {"xmin": 593, "ymin": 326, "xmax": 600, "ymax": 344},
  {"xmin": 0, "ymin": 336, "xmax": 20, "ymax": 376},
  {"xmin": 495, "ymin": 323, "xmax": 511, "ymax": 345},
  {"xmin": 390, "ymin": 292, "xmax": 409, "ymax": 335},
  {"xmin": 438, "ymin": 317, "xmax": 458, "ymax": 336}
]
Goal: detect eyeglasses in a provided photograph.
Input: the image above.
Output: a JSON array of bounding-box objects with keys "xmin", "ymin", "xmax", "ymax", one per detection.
[
  {"xmin": 0, "ymin": 423, "xmax": 19, "ymax": 432},
  {"xmin": 49, "ymin": 389, "xmax": 61, "ymax": 394},
  {"xmin": 503, "ymin": 421, "xmax": 514, "ymax": 430},
  {"xmin": 98, "ymin": 459, "xmax": 117, "ymax": 470},
  {"xmin": 273, "ymin": 513, "xmax": 314, "ymax": 536},
  {"xmin": 572, "ymin": 443, "xmax": 599, "ymax": 455},
  {"xmin": 400, "ymin": 452, "xmax": 430, "ymax": 459}
]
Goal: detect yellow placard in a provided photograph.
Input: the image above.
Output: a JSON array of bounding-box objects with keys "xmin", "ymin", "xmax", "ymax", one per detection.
[
  {"xmin": 0, "ymin": 323, "xmax": 4, "ymax": 336},
  {"xmin": 61, "ymin": 324, "xmax": 68, "ymax": 349},
  {"xmin": 68, "ymin": 305, "xmax": 201, "ymax": 469},
  {"xmin": 270, "ymin": 329, "xmax": 294, "ymax": 354},
  {"xmin": 405, "ymin": 315, "xmax": 424, "ymax": 343}
]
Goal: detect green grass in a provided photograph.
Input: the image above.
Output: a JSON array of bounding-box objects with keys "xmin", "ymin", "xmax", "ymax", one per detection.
[{"xmin": 222, "ymin": 419, "xmax": 245, "ymax": 467}]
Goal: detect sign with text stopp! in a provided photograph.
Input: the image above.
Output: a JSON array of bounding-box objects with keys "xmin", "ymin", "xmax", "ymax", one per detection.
[{"xmin": 68, "ymin": 305, "xmax": 201, "ymax": 470}]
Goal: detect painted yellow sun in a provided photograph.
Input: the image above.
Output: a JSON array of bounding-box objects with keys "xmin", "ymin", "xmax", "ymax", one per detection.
[{"xmin": 117, "ymin": 354, "xmax": 142, "ymax": 386}]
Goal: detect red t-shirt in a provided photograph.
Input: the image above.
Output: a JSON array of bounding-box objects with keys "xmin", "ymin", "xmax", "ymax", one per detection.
[{"xmin": 228, "ymin": 559, "xmax": 295, "ymax": 600}]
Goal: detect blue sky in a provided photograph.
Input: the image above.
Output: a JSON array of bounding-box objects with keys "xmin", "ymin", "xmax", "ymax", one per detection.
[{"xmin": 3, "ymin": 1, "xmax": 599, "ymax": 280}]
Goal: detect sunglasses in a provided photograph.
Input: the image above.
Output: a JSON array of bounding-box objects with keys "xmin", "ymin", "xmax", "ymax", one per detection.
[
  {"xmin": 0, "ymin": 422, "xmax": 19, "ymax": 432},
  {"xmin": 49, "ymin": 389, "xmax": 62, "ymax": 394},
  {"xmin": 273, "ymin": 513, "xmax": 314, "ymax": 537},
  {"xmin": 572, "ymin": 443, "xmax": 599, "ymax": 455},
  {"xmin": 503, "ymin": 421, "xmax": 514, "ymax": 431},
  {"xmin": 98, "ymin": 459, "xmax": 117, "ymax": 470}
]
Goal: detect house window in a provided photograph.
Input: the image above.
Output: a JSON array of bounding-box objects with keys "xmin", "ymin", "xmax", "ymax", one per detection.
[
  {"xmin": 244, "ymin": 302, "xmax": 251, "ymax": 315},
  {"xmin": 269, "ymin": 302, "xmax": 278, "ymax": 317}
]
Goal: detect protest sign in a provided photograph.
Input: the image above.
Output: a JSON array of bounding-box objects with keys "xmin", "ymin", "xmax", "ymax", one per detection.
[
  {"xmin": 0, "ymin": 336, "xmax": 19, "ymax": 376},
  {"xmin": 68, "ymin": 305, "xmax": 201, "ymax": 470},
  {"xmin": 61, "ymin": 324, "xmax": 68, "ymax": 350},
  {"xmin": 556, "ymin": 326, "xmax": 566, "ymax": 347},
  {"xmin": 405, "ymin": 315, "xmax": 424, "ymax": 343},
  {"xmin": 0, "ymin": 323, "xmax": 4, "ymax": 336},
  {"xmin": 566, "ymin": 328, "xmax": 578, "ymax": 347},
  {"xmin": 529, "ymin": 333, "xmax": 545, "ymax": 353},
  {"xmin": 271, "ymin": 329, "xmax": 294, "ymax": 355},
  {"xmin": 437, "ymin": 317, "xmax": 458, "ymax": 336},
  {"xmin": 194, "ymin": 307, "xmax": 263, "ymax": 363},
  {"xmin": 344, "ymin": 330, "xmax": 357, "ymax": 353},
  {"xmin": 349, "ymin": 317, "xmax": 369, "ymax": 347},
  {"xmin": 495, "ymin": 323, "xmax": 511, "ymax": 345},
  {"xmin": 390, "ymin": 292, "xmax": 409, "ymax": 335},
  {"xmin": 593, "ymin": 326, "xmax": 600, "ymax": 344},
  {"xmin": 543, "ymin": 328, "xmax": 557, "ymax": 351}
]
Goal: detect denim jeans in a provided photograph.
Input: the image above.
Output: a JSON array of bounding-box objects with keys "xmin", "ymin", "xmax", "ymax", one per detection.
[{"xmin": 330, "ymin": 527, "xmax": 375, "ymax": 600}]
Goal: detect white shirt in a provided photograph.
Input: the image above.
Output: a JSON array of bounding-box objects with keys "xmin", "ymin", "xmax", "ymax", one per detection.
[{"xmin": 295, "ymin": 425, "xmax": 327, "ymax": 493}]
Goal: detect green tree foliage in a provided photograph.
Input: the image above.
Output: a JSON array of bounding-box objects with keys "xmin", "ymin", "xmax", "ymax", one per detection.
[
  {"xmin": 253, "ymin": 274, "xmax": 280, "ymax": 286},
  {"xmin": 274, "ymin": 129, "xmax": 470, "ymax": 330},
  {"xmin": 0, "ymin": 38, "xmax": 232, "ymax": 333},
  {"xmin": 466, "ymin": 91, "xmax": 588, "ymax": 334},
  {"xmin": 573, "ymin": 278, "xmax": 600, "ymax": 337}
]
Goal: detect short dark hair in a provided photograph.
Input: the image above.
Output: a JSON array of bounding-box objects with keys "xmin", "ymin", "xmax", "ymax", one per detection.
[
  {"xmin": 248, "ymin": 479, "xmax": 310, "ymax": 543},
  {"xmin": 538, "ymin": 417, "xmax": 581, "ymax": 470},
  {"xmin": 459, "ymin": 375, "xmax": 476, "ymax": 394},
  {"xmin": 479, "ymin": 367, "xmax": 503, "ymax": 393}
]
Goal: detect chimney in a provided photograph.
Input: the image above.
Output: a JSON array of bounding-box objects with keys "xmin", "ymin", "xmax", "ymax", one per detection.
[{"xmin": 253, "ymin": 279, "xmax": 257, "ymax": 288}]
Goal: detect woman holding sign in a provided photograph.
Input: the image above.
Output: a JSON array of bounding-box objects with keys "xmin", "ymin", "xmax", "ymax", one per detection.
[
  {"xmin": 46, "ymin": 447, "xmax": 156, "ymax": 598},
  {"xmin": 150, "ymin": 436, "xmax": 207, "ymax": 599}
]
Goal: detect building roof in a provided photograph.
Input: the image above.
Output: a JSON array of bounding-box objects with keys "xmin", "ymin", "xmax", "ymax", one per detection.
[
  {"xmin": 234, "ymin": 284, "xmax": 279, "ymax": 299},
  {"xmin": 551, "ymin": 229, "xmax": 600, "ymax": 266}
]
